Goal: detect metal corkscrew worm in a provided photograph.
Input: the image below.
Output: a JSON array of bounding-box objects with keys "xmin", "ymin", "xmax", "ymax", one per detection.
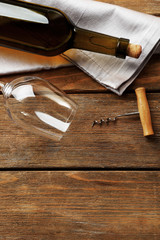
[
  {"xmin": 92, "ymin": 87, "xmax": 154, "ymax": 137},
  {"xmin": 92, "ymin": 111, "xmax": 139, "ymax": 127}
]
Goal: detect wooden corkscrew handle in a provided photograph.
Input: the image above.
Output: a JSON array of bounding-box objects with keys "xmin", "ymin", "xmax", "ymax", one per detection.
[{"xmin": 135, "ymin": 87, "xmax": 154, "ymax": 137}]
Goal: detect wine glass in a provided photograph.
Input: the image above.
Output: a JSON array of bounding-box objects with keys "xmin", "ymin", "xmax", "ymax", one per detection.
[{"xmin": 0, "ymin": 76, "xmax": 77, "ymax": 141}]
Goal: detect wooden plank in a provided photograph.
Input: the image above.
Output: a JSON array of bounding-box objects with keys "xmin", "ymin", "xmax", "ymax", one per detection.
[
  {"xmin": 0, "ymin": 171, "xmax": 160, "ymax": 239},
  {"xmin": 130, "ymin": 55, "xmax": 160, "ymax": 91},
  {"xmin": 0, "ymin": 93, "xmax": 160, "ymax": 168},
  {"xmin": 98, "ymin": 0, "xmax": 160, "ymax": 15},
  {"xmin": 0, "ymin": 54, "xmax": 159, "ymax": 93}
]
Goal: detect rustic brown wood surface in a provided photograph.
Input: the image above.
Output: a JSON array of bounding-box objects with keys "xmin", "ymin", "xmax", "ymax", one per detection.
[
  {"xmin": 98, "ymin": 0, "xmax": 160, "ymax": 15},
  {"xmin": 0, "ymin": 0, "xmax": 159, "ymax": 239},
  {"xmin": 0, "ymin": 171, "xmax": 160, "ymax": 239},
  {"xmin": 1, "ymin": 54, "xmax": 159, "ymax": 93},
  {"xmin": 0, "ymin": 92, "xmax": 160, "ymax": 168}
]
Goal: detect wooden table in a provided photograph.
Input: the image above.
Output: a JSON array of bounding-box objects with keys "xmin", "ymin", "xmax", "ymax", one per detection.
[{"xmin": 0, "ymin": 1, "xmax": 160, "ymax": 239}]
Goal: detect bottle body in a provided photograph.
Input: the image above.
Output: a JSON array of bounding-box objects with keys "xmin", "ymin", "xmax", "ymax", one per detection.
[
  {"xmin": 0, "ymin": 0, "xmax": 141, "ymax": 58},
  {"xmin": 0, "ymin": 0, "xmax": 73, "ymax": 56}
]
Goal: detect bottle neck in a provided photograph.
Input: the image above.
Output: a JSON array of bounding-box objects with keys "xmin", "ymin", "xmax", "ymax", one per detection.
[{"xmin": 72, "ymin": 27, "xmax": 130, "ymax": 59}]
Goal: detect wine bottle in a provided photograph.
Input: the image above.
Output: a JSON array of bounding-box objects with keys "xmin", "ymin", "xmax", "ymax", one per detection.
[{"xmin": 0, "ymin": 0, "xmax": 142, "ymax": 59}]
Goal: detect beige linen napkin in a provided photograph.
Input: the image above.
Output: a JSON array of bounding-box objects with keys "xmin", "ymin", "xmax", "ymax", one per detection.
[{"xmin": 0, "ymin": 0, "xmax": 160, "ymax": 95}]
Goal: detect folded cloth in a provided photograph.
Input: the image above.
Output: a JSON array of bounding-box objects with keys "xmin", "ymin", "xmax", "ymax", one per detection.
[
  {"xmin": 0, "ymin": 47, "xmax": 72, "ymax": 75},
  {"xmin": 0, "ymin": 0, "xmax": 160, "ymax": 95}
]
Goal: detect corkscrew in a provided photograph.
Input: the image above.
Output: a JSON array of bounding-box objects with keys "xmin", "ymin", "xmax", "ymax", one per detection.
[
  {"xmin": 92, "ymin": 111, "xmax": 139, "ymax": 127},
  {"xmin": 92, "ymin": 87, "xmax": 154, "ymax": 137}
]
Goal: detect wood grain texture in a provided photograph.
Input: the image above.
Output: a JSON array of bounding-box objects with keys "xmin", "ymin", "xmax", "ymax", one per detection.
[
  {"xmin": 0, "ymin": 171, "xmax": 160, "ymax": 240},
  {"xmin": 0, "ymin": 1, "xmax": 159, "ymax": 239},
  {"xmin": 0, "ymin": 93, "xmax": 160, "ymax": 168},
  {"xmin": 0, "ymin": 54, "xmax": 159, "ymax": 93},
  {"xmin": 97, "ymin": 0, "xmax": 160, "ymax": 15}
]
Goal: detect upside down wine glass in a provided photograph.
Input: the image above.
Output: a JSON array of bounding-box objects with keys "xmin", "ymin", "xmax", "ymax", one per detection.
[{"xmin": 0, "ymin": 76, "xmax": 77, "ymax": 141}]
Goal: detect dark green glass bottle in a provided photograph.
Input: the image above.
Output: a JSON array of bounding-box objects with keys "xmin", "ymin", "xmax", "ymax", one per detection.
[{"xmin": 0, "ymin": 0, "xmax": 141, "ymax": 58}]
